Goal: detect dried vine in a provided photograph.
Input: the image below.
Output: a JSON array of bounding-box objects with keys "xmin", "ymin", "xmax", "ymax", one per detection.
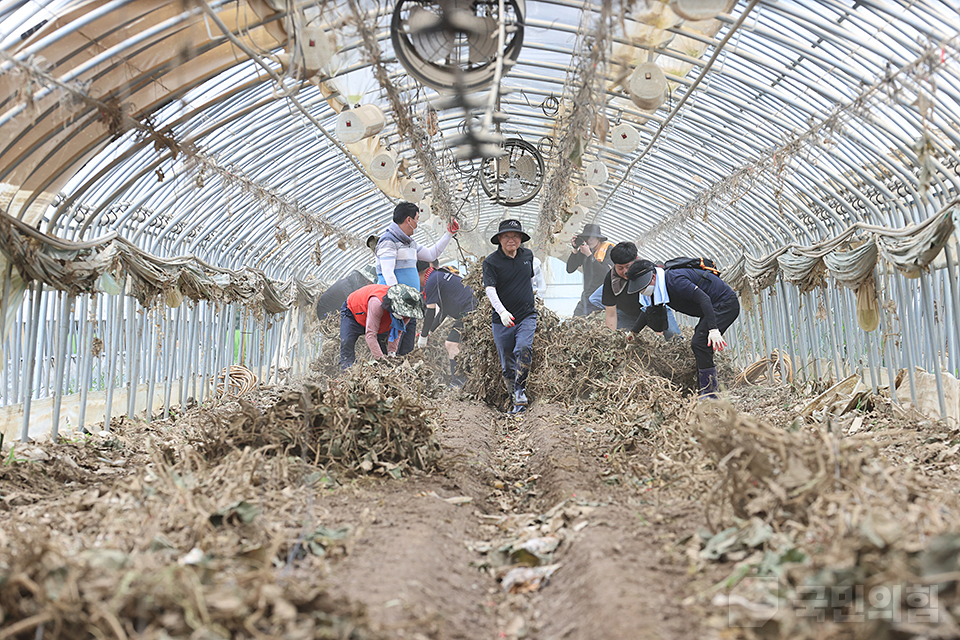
[
  {"xmin": 640, "ymin": 35, "xmax": 959, "ymax": 246},
  {"xmin": 1, "ymin": 50, "xmax": 363, "ymax": 248},
  {"xmin": 345, "ymin": 0, "xmax": 455, "ymax": 219},
  {"xmin": 535, "ymin": 1, "xmax": 616, "ymax": 252}
]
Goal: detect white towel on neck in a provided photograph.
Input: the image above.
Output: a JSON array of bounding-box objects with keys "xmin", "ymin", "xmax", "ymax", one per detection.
[{"xmin": 640, "ymin": 267, "xmax": 669, "ymax": 307}]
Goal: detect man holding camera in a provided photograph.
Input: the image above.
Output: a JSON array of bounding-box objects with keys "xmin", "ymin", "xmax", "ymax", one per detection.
[{"xmin": 566, "ymin": 223, "xmax": 614, "ymax": 316}]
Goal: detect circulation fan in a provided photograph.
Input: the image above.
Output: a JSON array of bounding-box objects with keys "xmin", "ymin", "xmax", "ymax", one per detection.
[
  {"xmin": 479, "ymin": 138, "xmax": 544, "ymax": 206},
  {"xmin": 391, "ymin": 0, "xmax": 525, "ymax": 93}
]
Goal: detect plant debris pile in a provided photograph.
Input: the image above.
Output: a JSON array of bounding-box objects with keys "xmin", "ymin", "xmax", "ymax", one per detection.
[
  {"xmin": 0, "ymin": 445, "xmax": 381, "ymax": 640},
  {"xmin": 200, "ymin": 360, "xmax": 442, "ymax": 475},
  {"xmin": 458, "ymin": 275, "xmax": 711, "ymax": 411},
  {"xmin": 311, "ymin": 308, "xmax": 456, "ymax": 384},
  {"xmin": 695, "ymin": 403, "xmax": 884, "ymax": 529},
  {"xmin": 683, "ymin": 401, "xmax": 960, "ymax": 638},
  {"xmin": 311, "ymin": 311, "xmax": 360, "ymax": 377}
]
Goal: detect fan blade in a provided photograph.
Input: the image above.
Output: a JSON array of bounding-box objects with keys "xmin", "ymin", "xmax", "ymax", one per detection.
[
  {"xmin": 503, "ymin": 176, "xmax": 523, "ymax": 198},
  {"xmin": 408, "ymin": 5, "xmax": 455, "ymax": 62},
  {"xmin": 466, "ymin": 14, "xmax": 498, "ymax": 64},
  {"xmin": 513, "ymin": 155, "xmax": 538, "ymax": 183}
]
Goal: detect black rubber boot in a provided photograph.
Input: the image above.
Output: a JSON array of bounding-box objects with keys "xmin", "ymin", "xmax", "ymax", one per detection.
[{"xmin": 698, "ymin": 367, "xmax": 719, "ymax": 399}]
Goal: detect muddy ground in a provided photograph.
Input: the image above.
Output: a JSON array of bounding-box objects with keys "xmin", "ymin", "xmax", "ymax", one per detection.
[{"xmin": 2, "ymin": 333, "xmax": 959, "ymax": 639}]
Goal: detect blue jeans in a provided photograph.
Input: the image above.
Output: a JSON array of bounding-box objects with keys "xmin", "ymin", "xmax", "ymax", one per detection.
[
  {"xmin": 587, "ymin": 285, "xmax": 605, "ymax": 315},
  {"xmin": 576, "ymin": 286, "xmax": 604, "ymax": 316},
  {"xmin": 492, "ymin": 314, "xmax": 537, "ymax": 391}
]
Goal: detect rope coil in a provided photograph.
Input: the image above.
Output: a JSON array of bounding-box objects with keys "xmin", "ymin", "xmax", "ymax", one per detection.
[
  {"xmin": 736, "ymin": 350, "xmax": 794, "ymax": 386},
  {"xmin": 213, "ymin": 365, "xmax": 258, "ymax": 398}
]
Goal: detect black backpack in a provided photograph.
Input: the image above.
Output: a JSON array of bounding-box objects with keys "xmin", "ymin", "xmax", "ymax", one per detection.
[{"xmin": 662, "ymin": 257, "xmax": 721, "ymax": 277}]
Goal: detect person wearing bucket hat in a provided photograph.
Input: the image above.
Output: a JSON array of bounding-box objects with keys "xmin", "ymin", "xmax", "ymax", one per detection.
[
  {"xmin": 566, "ymin": 223, "xmax": 615, "ymax": 316},
  {"xmin": 338, "ymin": 282, "xmax": 424, "ymax": 370},
  {"xmin": 375, "ymin": 202, "xmax": 460, "ymax": 357},
  {"xmin": 623, "ymin": 257, "xmax": 740, "ymax": 399},
  {"xmin": 483, "ymin": 219, "xmax": 537, "ymax": 413}
]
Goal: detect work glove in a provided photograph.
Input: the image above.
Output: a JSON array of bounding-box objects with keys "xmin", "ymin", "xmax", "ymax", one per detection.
[
  {"xmin": 386, "ymin": 351, "xmax": 397, "ymax": 357},
  {"xmin": 499, "ymin": 310, "xmax": 515, "ymax": 328},
  {"xmin": 707, "ymin": 328, "xmax": 726, "ymax": 351},
  {"xmin": 417, "ymin": 335, "xmax": 429, "ymax": 348},
  {"xmin": 447, "ymin": 218, "xmax": 460, "ymax": 234}
]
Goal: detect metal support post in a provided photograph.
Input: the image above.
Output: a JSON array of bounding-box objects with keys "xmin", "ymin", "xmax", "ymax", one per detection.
[
  {"xmin": 20, "ymin": 282, "xmax": 43, "ymax": 442},
  {"xmin": 920, "ymin": 271, "xmax": 947, "ymax": 418},
  {"xmin": 51, "ymin": 292, "xmax": 73, "ymax": 439},
  {"xmin": 78, "ymin": 294, "xmax": 95, "ymax": 431},
  {"xmin": 893, "ymin": 275, "xmax": 918, "ymax": 408},
  {"xmin": 776, "ymin": 282, "xmax": 798, "ymax": 385}
]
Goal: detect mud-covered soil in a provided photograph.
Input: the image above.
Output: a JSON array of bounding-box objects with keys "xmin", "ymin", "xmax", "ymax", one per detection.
[{"xmin": 2, "ymin": 367, "xmax": 957, "ymax": 640}]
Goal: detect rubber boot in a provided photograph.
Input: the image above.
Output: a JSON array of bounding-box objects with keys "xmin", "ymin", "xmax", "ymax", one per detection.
[
  {"xmin": 449, "ymin": 359, "xmax": 465, "ymax": 387},
  {"xmin": 698, "ymin": 367, "xmax": 719, "ymax": 399},
  {"xmin": 503, "ymin": 374, "xmax": 525, "ymax": 414},
  {"xmin": 513, "ymin": 386, "xmax": 528, "ymax": 407}
]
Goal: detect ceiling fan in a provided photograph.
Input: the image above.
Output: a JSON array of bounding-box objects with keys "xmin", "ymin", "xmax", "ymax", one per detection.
[
  {"xmin": 391, "ymin": 0, "xmax": 525, "ymax": 93},
  {"xmin": 479, "ymin": 138, "xmax": 544, "ymax": 206}
]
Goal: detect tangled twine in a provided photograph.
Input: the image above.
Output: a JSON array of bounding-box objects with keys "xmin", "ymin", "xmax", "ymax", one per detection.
[
  {"xmin": 735, "ymin": 349, "xmax": 793, "ymax": 386},
  {"xmin": 213, "ymin": 365, "xmax": 258, "ymax": 398}
]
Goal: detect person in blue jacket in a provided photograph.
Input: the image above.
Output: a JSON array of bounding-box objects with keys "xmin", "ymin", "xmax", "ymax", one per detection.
[
  {"xmin": 626, "ymin": 259, "xmax": 739, "ymax": 398},
  {"xmin": 375, "ymin": 201, "xmax": 459, "ymax": 356}
]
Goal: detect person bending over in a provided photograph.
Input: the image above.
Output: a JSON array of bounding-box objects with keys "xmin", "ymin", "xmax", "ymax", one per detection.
[{"xmin": 625, "ymin": 259, "xmax": 739, "ymax": 398}]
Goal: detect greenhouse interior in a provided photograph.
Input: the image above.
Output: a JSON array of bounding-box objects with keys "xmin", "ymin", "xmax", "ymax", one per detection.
[{"xmin": 2, "ymin": 0, "xmax": 960, "ymax": 638}]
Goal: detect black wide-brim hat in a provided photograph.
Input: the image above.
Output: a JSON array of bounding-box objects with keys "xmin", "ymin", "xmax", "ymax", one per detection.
[
  {"xmin": 575, "ymin": 223, "xmax": 607, "ymax": 242},
  {"xmin": 626, "ymin": 259, "xmax": 656, "ymax": 294},
  {"xmin": 491, "ymin": 219, "xmax": 531, "ymax": 244}
]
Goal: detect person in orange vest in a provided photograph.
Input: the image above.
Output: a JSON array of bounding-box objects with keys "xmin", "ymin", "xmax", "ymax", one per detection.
[
  {"xmin": 338, "ymin": 283, "xmax": 425, "ymax": 370},
  {"xmin": 566, "ymin": 223, "xmax": 614, "ymax": 316}
]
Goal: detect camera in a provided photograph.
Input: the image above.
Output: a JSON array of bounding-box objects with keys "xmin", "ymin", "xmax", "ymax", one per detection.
[{"xmin": 573, "ymin": 236, "xmax": 585, "ymax": 248}]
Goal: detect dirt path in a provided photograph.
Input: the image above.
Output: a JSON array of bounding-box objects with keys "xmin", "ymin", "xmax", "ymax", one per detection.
[{"xmin": 317, "ymin": 399, "xmax": 714, "ymax": 639}]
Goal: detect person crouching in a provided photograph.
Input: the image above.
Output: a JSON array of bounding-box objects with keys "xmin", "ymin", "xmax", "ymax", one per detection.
[
  {"xmin": 338, "ymin": 283, "xmax": 425, "ymax": 370},
  {"xmin": 625, "ymin": 259, "xmax": 739, "ymax": 398}
]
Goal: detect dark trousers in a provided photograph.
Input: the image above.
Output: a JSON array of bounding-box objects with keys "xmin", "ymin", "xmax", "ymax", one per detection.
[
  {"xmin": 338, "ymin": 302, "xmax": 387, "ymax": 370},
  {"xmin": 574, "ymin": 291, "xmax": 603, "ymax": 317},
  {"xmin": 691, "ymin": 296, "xmax": 741, "ymax": 369},
  {"xmin": 492, "ymin": 314, "xmax": 537, "ymax": 390},
  {"xmin": 398, "ymin": 319, "xmax": 416, "ymax": 356}
]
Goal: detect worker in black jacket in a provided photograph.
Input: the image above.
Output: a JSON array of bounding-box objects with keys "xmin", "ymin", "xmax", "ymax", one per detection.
[
  {"xmin": 315, "ymin": 265, "xmax": 377, "ymax": 320},
  {"xmin": 626, "ymin": 259, "xmax": 739, "ymax": 398},
  {"xmin": 314, "ymin": 235, "xmax": 380, "ymax": 320},
  {"xmin": 416, "ymin": 262, "xmax": 477, "ymax": 386}
]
